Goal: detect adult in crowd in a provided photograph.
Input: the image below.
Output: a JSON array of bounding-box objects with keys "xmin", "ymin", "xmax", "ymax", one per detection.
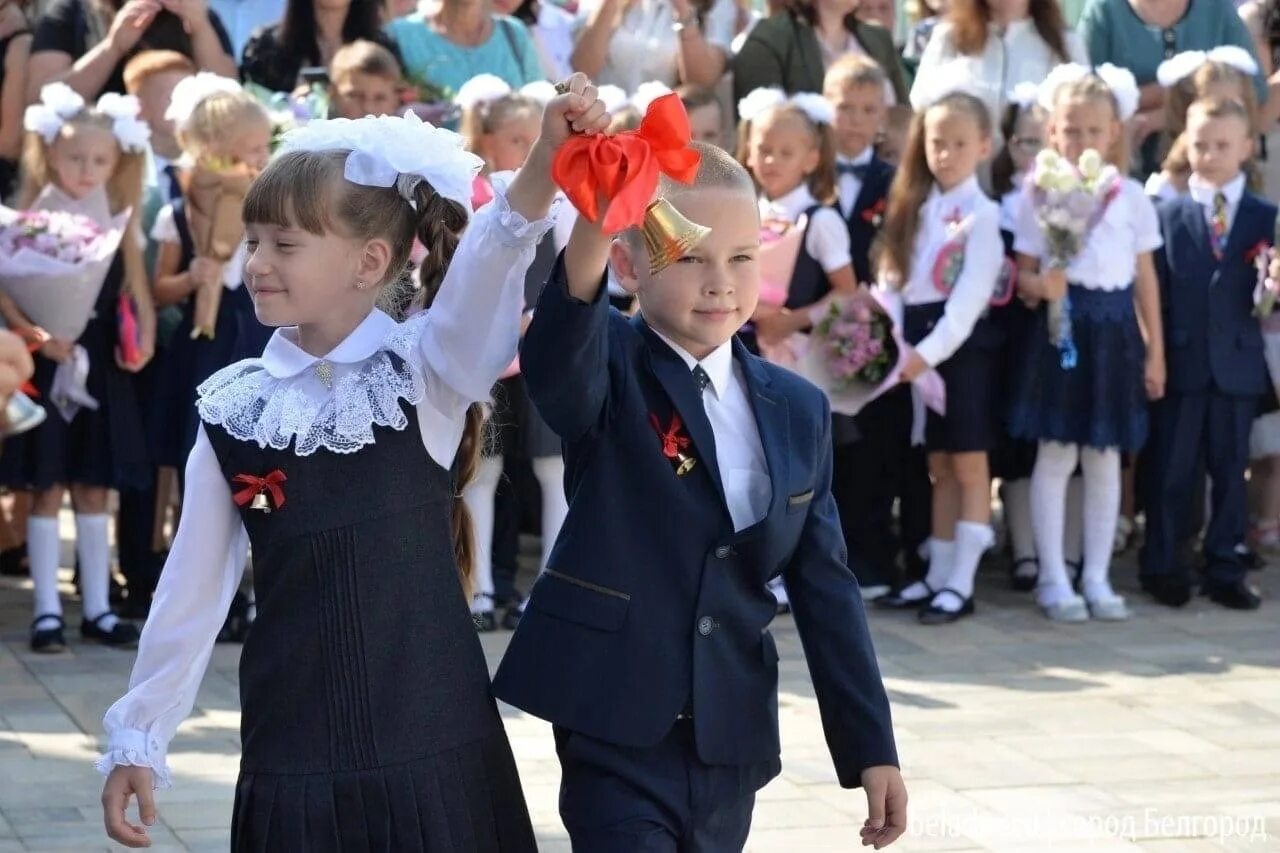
[
  {"xmin": 25, "ymin": 0, "xmax": 236, "ymax": 102},
  {"xmin": 732, "ymin": 0, "xmax": 909, "ymax": 112},
  {"xmin": 0, "ymin": 0, "xmax": 31, "ymax": 200},
  {"xmin": 241, "ymin": 0, "xmax": 396, "ymax": 93},
  {"xmin": 572, "ymin": 0, "xmax": 734, "ymax": 93},
  {"xmin": 910, "ymin": 0, "xmax": 1087, "ymax": 127},
  {"xmin": 495, "ymin": 0, "xmax": 575, "ymax": 81},
  {"xmin": 388, "ymin": 0, "xmax": 542, "ymax": 95},
  {"xmin": 208, "ymin": 0, "xmax": 285, "ymax": 59},
  {"xmin": 1079, "ymin": 0, "xmax": 1264, "ymax": 172}
]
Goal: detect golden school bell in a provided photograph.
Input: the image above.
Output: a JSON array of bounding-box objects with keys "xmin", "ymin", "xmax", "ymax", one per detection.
[{"xmin": 642, "ymin": 199, "xmax": 712, "ymax": 276}]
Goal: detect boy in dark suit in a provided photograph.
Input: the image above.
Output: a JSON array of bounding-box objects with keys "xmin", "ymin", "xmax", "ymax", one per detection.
[
  {"xmin": 492, "ymin": 141, "xmax": 905, "ymax": 850},
  {"xmin": 1142, "ymin": 96, "xmax": 1272, "ymax": 611}
]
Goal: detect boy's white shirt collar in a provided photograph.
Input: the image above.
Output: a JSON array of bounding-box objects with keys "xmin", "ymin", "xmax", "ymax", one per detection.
[
  {"xmin": 649, "ymin": 325, "xmax": 735, "ymax": 400},
  {"xmin": 836, "ymin": 147, "xmax": 874, "ymax": 167},
  {"xmin": 759, "ymin": 184, "xmax": 819, "ymax": 223},
  {"xmin": 1188, "ymin": 172, "xmax": 1246, "ymax": 210},
  {"xmin": 260, "ymin": 309, "xmax": 397, "ymax": 379}
]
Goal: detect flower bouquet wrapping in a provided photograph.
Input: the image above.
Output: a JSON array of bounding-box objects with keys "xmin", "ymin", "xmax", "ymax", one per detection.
[
  {"xmin": 0, "ymin": 185, "xmax": 130, "ymax": 341},
  {"xmin": 1027, "ymin": 148, "xmax": 1121, "ymax": 369},
  {"xmin": 751, "ymin": 216, "xmax": 807, "ymax": 366},
  {"xmin": 180, "ymin": 161, "xmax": 257, "ymax": 339},
  {"xmin": 1253, "ymin": 220, "xmax": 1280, "ymax": 318},
  {"xmin": 795, "ymin": 288, "xmax": 945, "ymax": 426}
]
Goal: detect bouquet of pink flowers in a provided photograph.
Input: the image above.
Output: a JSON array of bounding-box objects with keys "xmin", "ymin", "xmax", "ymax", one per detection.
[
  {"xmin": 813, "ymin": 300, "xmax": 897, "ymax": 388},
  {"xmin": 0, "ymin": 187, "xmax": 130, "ymax": 341}
]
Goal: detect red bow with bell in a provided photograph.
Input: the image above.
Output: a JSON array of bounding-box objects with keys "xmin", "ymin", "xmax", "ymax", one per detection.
[{"xmin": 232, "ymin": 470, "xmax": 287, "ymax": 513}]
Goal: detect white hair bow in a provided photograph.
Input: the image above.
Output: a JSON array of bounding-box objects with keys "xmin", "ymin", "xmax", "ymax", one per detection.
[
  {"xmin": 455, "ymin": 74, "xmax": 513, "ymax": 111},
  {"xmin": 519, "ymin": 80, "xmax": 559, "ymax": 105},
  {"xmin": 164, "ymin": 72, "xmax": 243, "ymax": 129},
  {"xmin": 1009, "ymin": 81, "xmax": 1041, "ymax": 110},
  {"xmin": 1156, "ymin": 46, "xmax": 1260, "ymax": 88},
  {"xmin": 1037, "ymin": 62, "xmax": 1139, "ymax": 121},
  {"xmin": 279, "ymin": 112, "xmax": 485, "ymax": 214},
  {"xmin": 597, "ymin": 85, "xmax": 629, "ymax": 114},
  {"xmin": 737, "ymin": 87, "xmax": 834, "ymax": 125},
  {"xmin": 95, "ymin": 93, "xmax": 151, "ymax": 153},
  {"xmin": 23, "ymin": 84, "xmax": 149, "ymax": 152},
  {"xmin": 632, "ymin": 81, "xmax": 674, "ymax": 115}
]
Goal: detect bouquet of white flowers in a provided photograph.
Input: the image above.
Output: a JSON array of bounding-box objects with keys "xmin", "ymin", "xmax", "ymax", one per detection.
[{"xmin": 1028, "ymin": 148, "xmax": 1121, "ymax": 369}]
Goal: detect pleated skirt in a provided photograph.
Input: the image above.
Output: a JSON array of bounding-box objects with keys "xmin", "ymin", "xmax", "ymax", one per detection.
[{"xmin": 231, "ymin": 729, "xmax": 537, "ymax": 853}]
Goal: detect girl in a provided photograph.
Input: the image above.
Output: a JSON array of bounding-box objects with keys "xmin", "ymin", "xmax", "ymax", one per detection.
[
  {"xmin": 876, "ymin": 86, "xmax": 1002, "ymax": 625},
  {"xmin": 98, "ymin": 78, "xmax": 610, "ymax": 849},
  {"xmin": 0, "ymin": 83, "xmax": 157, "ymax": 652},
  {"xmin": 1008, "ymin": 64, "xmax": 1165, "ymax": 622},
  {"xmin": 1147, "ymin": 47, "xmax": 1261, "ymax": 201},
  {"xmin": 457, "ymin": 72, "xmax": 568, "ymax": 631},
  {"xmin": 737, "ymin": 87, "xmax": 855, "ymax": 611}
]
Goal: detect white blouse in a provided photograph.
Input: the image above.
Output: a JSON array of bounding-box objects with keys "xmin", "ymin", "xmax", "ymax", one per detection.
[
  {"xmin": 95, "ymin": 182, "xmax": 554, "ymax": 789},
  {"xmin": 1013, "ymin": 177, "xmax": 1162, "ymax": 291},
  {"xmin": 898, "ymin": 175, "xmax": 1002, "ymax": 368},
  {"xmin": 910, "ymin": 20, "xmax": 1088, "ymax": 122},
  {"xmin": 151, "ymin": 204, "xmax": 248, "ymax": 290},
  {"xmin": 576, "ymin": 0, "xmax": 736, "ymax": 92},
  {"xmin": 758, "ymin": 185, "xmax": 852, "ymax": 274}
]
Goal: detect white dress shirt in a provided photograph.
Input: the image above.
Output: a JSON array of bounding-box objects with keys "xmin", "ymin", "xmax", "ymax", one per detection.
[
  {"xmin": 1014, "ymin": 177, "xmax": 1162, "ymax": 291},
  {"xmin": 898, "ymin": 174, "xmax": 1002, "ymax": 367},
  {"xmin": 758, "ymin": 185, "xmax": 852, "ymax": 274},
  {"xmin": 1188, "ymin": 171, "xmax": 1246, "ymax": 236},
  {"xmin": 95, "ymin": 184, "xmax": 553, "ymax": 789},
  {"xmin": 151, "ymin": 203, "xmax": 248, "ymax": 291},
  {"xmin": 836, "ymin": 147, "xmax": 874, "ymax": 221},
  {"xmin": 651, "ymin": 329, "xmax": 771, "ymax": 532},
  {"xmin": 575, "ymin": 0, "xmax": 736, "ymax": 91}
]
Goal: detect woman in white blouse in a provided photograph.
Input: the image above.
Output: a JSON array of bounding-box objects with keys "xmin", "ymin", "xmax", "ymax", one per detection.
[
  {"xmin": 570, "ymin": 0, "xmax": 736, "ymax": 91},
  {"xmin": 911, "ymin": 0, "xmax": 1087, "ymax": 124}
]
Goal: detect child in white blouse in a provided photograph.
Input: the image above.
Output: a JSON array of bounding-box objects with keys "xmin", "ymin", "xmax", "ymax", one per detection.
[
  {"xmin": 874, "ymin": 89, "xmax": 1002, "ymax": 625},
  {"xmin": 1009, "ymin": 67, "xmax": 1165, "ymax": 622},
  {"xmin": 97, "ymin": 77, "xmax": 611, "ymax": 849}
]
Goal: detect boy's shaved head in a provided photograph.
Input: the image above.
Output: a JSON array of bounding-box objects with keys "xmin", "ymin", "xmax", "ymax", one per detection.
[{"xmin": 661, "ymin": 141, "xmax": 757, "ymax": 200}]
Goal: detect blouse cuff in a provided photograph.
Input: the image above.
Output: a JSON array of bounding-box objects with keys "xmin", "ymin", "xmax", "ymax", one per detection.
[
  {"xmin": 486, "ymin": 173, "xmax": 559, "ymax": 246},
  {"xmin": 95, "ymin": 728, "xmax": 174, "ymax": 790}
]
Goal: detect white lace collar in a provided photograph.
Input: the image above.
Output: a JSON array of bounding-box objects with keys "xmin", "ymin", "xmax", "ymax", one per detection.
[{"xmin": 197, "ymin": 309, "xmax": 431, "ymax": 456}]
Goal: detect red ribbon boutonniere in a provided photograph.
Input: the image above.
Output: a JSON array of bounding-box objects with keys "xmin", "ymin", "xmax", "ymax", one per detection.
[
  {"xmin": 860, "ymin": 198, "xmax": 887, "ymax": 228},
  {"xmin": 1245, "ymin": 240, "xmax": 1271, "ymax": 265},
  {"xmin": 552, "ymin": 93, "xmax": 701, "ymax": 233},
  {"xmin": 232, "ymin": 470, "xmax": 287, "ymax": 513},
  {"xmin": 649, "ymin": 411, "xmax": 696, "ymax": 476}
]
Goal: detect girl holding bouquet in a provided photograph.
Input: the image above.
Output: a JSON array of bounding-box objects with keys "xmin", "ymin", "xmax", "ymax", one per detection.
[
  {"xmin": 1008, "ymin": 64, "xmax": 1165, "ymax": 623},
  {"xmin": 0, "ymin": 83, "xmax": 156, "ymax": 652},
  {"xmin": 875, "ymin": 85, "xmax": 1002, "ymax": 625}
]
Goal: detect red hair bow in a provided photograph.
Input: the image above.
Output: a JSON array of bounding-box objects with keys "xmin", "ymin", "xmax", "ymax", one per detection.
[
  {"xmin": 232, "ymin": 470, "xmax": 287, "ymax": 510},
  {"xmin": 552, "ymin": 93, "xmax": 702, "ymax": 234}
]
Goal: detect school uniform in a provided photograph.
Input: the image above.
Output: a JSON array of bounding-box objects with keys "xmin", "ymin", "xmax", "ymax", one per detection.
[
  {"xmin": 835, "ymin": 150, "xmax": 895, "ymax": 286},
  {"xmin": 96, "ymin": 187, "xmax": 550, "ymax": 850},
  {"xmin": 1007, "ymin": 178, "xmax": 1161, "ymax": 452},
  {"xmin": 494, "ymin": 257, "xmax": 898, "ymax": 849},
  {"xmin": 989, "ymin": 190, "xmax": 1039, "ymax": 482},
  {"xmin": 1141, "ymin": 175, "xmax": 1274, "ymax": 592},
  {"xmin": 901, "ymin": 175, "xmax": 1004, "ymax": 453}
]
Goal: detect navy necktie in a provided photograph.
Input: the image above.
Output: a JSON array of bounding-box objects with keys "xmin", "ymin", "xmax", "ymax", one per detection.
[
  {"xmin": 837, "ymin": 161, "xmax": 871, "ymax": 180},
  {"xmin": 692, "ymin": 365, "xmax": 712, "ymax": 392},
  {"xmin": 163, "ymin": 165, "xmax": 182, "ymax": 201}
]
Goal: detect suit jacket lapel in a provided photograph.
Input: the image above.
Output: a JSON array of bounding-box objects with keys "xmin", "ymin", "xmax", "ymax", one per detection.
[
  {"xmin": 735, "ymin": 339, "xmax": 789, "ymax": 520},
  {"xmin": 1181, "ymin": 198, "xmax": 1214, "ymax": 268},
  {"xmin": 850, "ymin": 159, "xmax": 890, "ymax": 223},
  {"xmin": 1221, "ymin": 192, "xmax": 1260, "ymax": 267}
]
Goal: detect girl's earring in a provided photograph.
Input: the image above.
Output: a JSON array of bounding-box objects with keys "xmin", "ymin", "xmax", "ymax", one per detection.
[{"xmin": 356, "ymin": 280, "xmax": 367, "ymax": 290}]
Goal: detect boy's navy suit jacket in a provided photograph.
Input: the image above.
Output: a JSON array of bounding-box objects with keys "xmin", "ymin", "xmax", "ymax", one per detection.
[{"xmin": 492, "ymin": 257, "xmax": 898, "ymax": 789}]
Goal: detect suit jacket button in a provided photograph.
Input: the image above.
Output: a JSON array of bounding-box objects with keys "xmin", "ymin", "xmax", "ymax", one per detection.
[
  {"xmin": 697, "ymin": 616, "xmax": 715, "ymax": 636},
  {"xmin": 714, "ymin": 545, "xmax": 731, "ymax": 559}
]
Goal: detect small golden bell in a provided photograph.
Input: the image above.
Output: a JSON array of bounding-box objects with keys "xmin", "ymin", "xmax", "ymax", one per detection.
[
  {"xmin": 642, "ymin": 198, "xmax": 713, "ymax": 276},
  {"xmin": 249, "ymin": 491, "xmax": 272, "ymax": 513},
  {"xmin": 674, "ymin": 451, "xmax": 696, "ymax": 477}
]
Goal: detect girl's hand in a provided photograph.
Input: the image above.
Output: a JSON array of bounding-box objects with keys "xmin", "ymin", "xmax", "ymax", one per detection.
[
  {"xmin": 537, "ymin": 73, "xmax": 612, "ymax": 152},
  {"xmin": 107, "ymin": 0, "xmax": 161, "ymax": 53},
  {"xmin": 898, "ymin": 348, "xmax": 928, "ymax": 383},
  {"xmin": 39, "ymin": 337, "xmax": 75, "ymax": 364},
  {"xmin": 1040, "ymin": 268, "xmax": 1067, "ymax": 301},
  {"xmin": 1144, "ymin": 350, "xmax": 1166, "ymax": 401},
  {"xmin": 102, "ymin": 765, "xmax": 158, "ymax": 848},
  {"xmin": 188, "ymin": 257, "xmax": 221, "ymax": 291}
]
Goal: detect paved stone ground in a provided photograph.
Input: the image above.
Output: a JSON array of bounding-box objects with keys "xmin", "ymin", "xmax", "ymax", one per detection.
[{"xmin": 1, "ymin": 524, "xmax": 1279, "ymax": 852}]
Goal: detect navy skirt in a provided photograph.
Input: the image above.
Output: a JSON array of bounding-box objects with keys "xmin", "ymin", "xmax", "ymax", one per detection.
[
  {"xmin": 988, "ymin": 298, "xmax": 1040, "ymax": 480},
  {"xmin": 905, "ymin": 302, "xmax": 1000, "ymax": 453},
  {"xmin": 1007, "ymin": 284, "xmax": 1148, "ymax": 452},
  {"xmin": 0, "ymin": 257, "xmax": 148, "ymax": 491}
]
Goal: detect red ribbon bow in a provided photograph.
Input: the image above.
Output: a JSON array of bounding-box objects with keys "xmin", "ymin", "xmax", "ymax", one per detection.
[
  {"xmin": 861, "ymin": 198, "xmax": 887, "ymax": 224},
  {"xmin": 232, "ymin": 470, "xmax": 287, "ymax": 510},
  {"xmin": 648, "ymin": 411, "xmax": 691, "ymax": 461},
  {"xmin": 552, "ymin": 93, "xmax": 702, "ymax": 233},
  {"xmin": 1246, "ymin": 240, "xmax": 1271, "ymax": 264}
]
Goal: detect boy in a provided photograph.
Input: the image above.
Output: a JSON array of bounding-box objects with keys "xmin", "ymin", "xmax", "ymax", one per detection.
[
  {"xmin": 124, "ymin": 50, "xmax": 197, "ymax": 204},
  {"xmin": 678, "ymin": 84, "xmax": 728, "ymax": 148},
  {"xmin": 821, "ymin": 56, "xmax": 931, "ymax": 598},
  {"xmin": 493, "ymin": 143, "xmax": 906, "ymax": 850},
  {"xmin": 327, "ymin": 39, "xmax": 404, "ymax": 120},
  {"xmin": 1142, "ymin": 96, "xmax": 1272, "ymax": 611}
]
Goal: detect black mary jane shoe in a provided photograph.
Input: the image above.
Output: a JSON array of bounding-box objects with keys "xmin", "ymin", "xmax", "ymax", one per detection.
[
  {"xmin": 875, "ymin": 581, "xmax": 935, "ymax": 610},
  {"xmin": 81, "ymin": 613, "xmax": 140, "ymax": 648},
  {"xmin": 30, "ymin": 615, "xmax": 67, "ymax": 654},
  {"xmin": 0, "ymin": 544, "xmax": 29, "ymax": 577},
  {"xmin": 1009, "ymin": 557, "xmax": 1039, "ymax": 592},
  {"xmin": 501, "ymin": 598, "xmax": 526, "ymax": 631},
  {"xmin": 917, "ymin": 588, "xmax": 975, "ymax": 625}
]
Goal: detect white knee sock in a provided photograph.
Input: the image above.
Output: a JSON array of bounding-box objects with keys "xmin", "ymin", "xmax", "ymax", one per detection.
[
  {"xmin": 1002, "ymin": 478, "xmax": 1035, "ymax": 562},
  {"xmin": 532, "ymin": 455, "xmax": 567, "ymax": 575},
  {"xmin": 76, "ymin": 513, "xmax": 116, "ymax": 631},
  {"xmin": 937, "ymin": 521, "xmax": 993, "ymax": 609},
  {"xmin": 1064, "ymin": 475, "xmax": 1084, "ymax": 566},
  {"xmin": 899, "ymin": 537, "xmax": 954, "ymax": 599},
  {"xmin": 1031, "ymin": 441, "xmax": 1080, "ymax": 606},
  {"xmin": 1079, "ymin": 447, "xmax": 1122, "ymax": 599},
  {"xmin": 463, "ymin": 456, "xmax": 503, "ymax": 611},
  {"xmin": 28, "ymin": 516, "xmax": 62, "ymax": 630}
]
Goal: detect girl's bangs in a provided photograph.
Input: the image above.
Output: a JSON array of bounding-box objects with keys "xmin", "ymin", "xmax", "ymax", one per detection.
[{"xmin": 242, "ymin": 151, "xmax": 339, "ymax": 235}]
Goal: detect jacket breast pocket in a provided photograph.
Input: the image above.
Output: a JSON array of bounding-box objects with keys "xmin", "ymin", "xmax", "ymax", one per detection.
[
  {"xmin": 531, "ymin": 569, "xmax": 631, "ymax": 632},
  {"xmin": 786, "ymin": 489, "xmax": 815, "ymax": 514}
]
